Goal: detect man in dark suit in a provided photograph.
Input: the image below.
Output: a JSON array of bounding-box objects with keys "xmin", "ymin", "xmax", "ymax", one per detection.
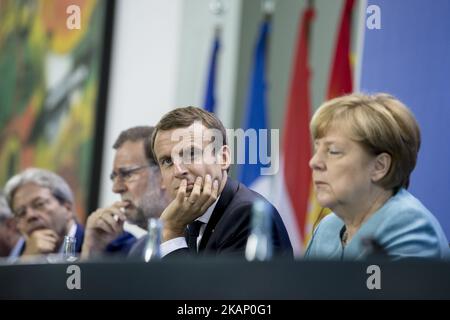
[
  {"xmin": 82, "ymin": 126, "xmax": 167, "ymax": 259},
  {"xmin": 4, "ymin": 168, "xmax": 85, "ymax": 260},
  {"xmin": 141, "ymin": 106, "xmax": 292, "ymax": 258}
]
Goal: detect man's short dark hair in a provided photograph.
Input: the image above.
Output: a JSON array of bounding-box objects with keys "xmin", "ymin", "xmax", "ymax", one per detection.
[
  {"xmin": 151, "ymin": 107, "xmax": 227, "ymax": 159},
  {"xmin": 113, "ymin": 126, "xmax": 156, "ymax": 166}
]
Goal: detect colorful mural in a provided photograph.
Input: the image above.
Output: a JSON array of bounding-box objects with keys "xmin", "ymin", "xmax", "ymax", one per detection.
[{"xmin": 0, "ymin": 0, "xmax": 110, "ymax": 223}]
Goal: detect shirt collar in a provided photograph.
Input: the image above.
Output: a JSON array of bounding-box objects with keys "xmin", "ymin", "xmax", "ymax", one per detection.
[{"xmin": 196, "ymin": 195, "xmax": 220, "ymax": 225}]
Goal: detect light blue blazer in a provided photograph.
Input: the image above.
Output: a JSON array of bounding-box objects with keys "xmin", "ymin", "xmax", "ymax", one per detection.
[{"xmin": 304, "ymin": 189, "xmax": 449, "ymax": 260}]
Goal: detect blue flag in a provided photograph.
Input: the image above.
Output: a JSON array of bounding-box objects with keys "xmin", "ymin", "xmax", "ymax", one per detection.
[
  {"xmin": 204, "ymin": 31, "xmax": 221, "ymax": 113},
  {"xmin": 238, "ymin": 19, "xmax": 271, "ymax": 187}
]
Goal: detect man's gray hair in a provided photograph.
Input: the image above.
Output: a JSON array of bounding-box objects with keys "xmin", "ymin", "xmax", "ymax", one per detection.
[
  {"xmin": 4, "ymin": 168, "xmax": 74, "ymax": 209},
  {"xmin": 0, "ymin": 191, "xmax": 13, "ymax": 221}
]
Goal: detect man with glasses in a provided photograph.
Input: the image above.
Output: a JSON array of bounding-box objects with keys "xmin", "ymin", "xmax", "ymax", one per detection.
[
  {"xmin": 148, "ymin": 107, "xmax": 292, "ymax": 258},
  {"xmin": 4, "ymin": 168, "xmax": 84, "ymax": 260},
  {"xmin": 81, "ymin": 126, "xmax": 167, "ymax": 259}
]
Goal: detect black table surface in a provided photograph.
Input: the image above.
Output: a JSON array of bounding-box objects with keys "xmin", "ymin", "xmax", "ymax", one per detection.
[{"xmin": 1, "ymin": 257, "xmax": 449, "ymax": 299}]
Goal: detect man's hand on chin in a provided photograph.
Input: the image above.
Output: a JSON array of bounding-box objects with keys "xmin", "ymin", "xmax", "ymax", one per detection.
[
  {"xmin": 81, "ymin": 202, "xmax": 126, "ymax": 259},
  {"xmin": 23, "ymin": 229, "xmax": 59, "ymax": 256},
  {"xmin": 160, "ymin": 174, "xmax": 220, "ymax": 242}
]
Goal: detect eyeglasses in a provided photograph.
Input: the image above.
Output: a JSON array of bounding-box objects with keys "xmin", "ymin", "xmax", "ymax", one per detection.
[
  {"xmin": 13, "ymin": 197, "xmax": 53, "ymax": 218},
  {"xmin": 110, "ymin": 165, "xmax": 150, "ymax": 183}
]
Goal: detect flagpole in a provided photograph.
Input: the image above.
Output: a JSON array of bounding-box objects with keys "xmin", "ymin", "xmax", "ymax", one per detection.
[
  {"xmin": 262, "ymin": 0, "xmax": 274, "ymax": 203},
  {"xmin": 262, "ymin": 0, "xmax": 275, "ymax": 21},
  {"xmin": 307, "ymin": 0, "xmax": 315, "ymax": 49},
  {"xmin": 203, "ymin": 0, "xmax": 224, "ymax": 114},
  {"xmin": 209, "ymin": 0, "xmax": 224, "ymax": 30}
]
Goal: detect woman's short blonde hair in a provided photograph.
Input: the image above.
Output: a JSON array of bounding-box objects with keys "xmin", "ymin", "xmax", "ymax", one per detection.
[{"xmin": 310, "ymin": 93, "xmax": 421, "ymax": 191}]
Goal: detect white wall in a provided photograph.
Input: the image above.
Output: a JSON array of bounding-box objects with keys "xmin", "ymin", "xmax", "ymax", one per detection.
[
  {"xmin": 99, "ymin": 0, "xmax": 182, "ymax": 208},
  {"xmin": 176, "ymin": 0, "xmax": 242, "ymax": 129},
  {"xmin": 98, "ymin": 1, "xmax": 360, "ymax": 243}
]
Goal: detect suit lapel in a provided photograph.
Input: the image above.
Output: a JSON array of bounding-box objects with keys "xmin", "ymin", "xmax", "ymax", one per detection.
[
  {"xmin": 199, "ymin": 178, "xmax": 238, "ymax": 250},
  {"xmin": 74, "ymin": 223, "xmax": 85, "ymax": 253}
]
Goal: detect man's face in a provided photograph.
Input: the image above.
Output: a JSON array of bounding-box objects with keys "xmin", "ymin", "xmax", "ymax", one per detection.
[
  {"xmin": 12, "ymin": 183, "xmax": 72, "ymax": 238},
  {"xmin": 112, "ymin": 140, "xmax": 165, "ymax": 228},
  {"xmin": 153, "ymin": 123, "xmax": 230, "ymax": 200}
]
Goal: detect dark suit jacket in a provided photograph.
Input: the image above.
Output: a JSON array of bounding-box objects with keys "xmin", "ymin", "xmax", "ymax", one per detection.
[
  {"xmin": 129, "ymin": 178, "xmax": 293, "ymax": 258},
  {"xmin": 105, "ymin": 231, "xmax": 136, "ymax": 255}
]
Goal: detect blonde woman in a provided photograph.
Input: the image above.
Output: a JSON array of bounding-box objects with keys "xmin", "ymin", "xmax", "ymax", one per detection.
[{"xmin": 305, "ymin": 93, "xmax": 449, "ymax": 260}]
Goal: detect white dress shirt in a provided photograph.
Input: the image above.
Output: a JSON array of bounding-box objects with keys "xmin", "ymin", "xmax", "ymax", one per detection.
[{"xmin": 160, "ymin": 198, "xmax": 219, "ymax": 257}]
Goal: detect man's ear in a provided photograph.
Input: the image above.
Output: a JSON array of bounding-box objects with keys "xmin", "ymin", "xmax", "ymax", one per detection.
[
  {"xmin": 6, "ymin": 217, "xmax": 19, "ymax": 231},
  {"xmin": 218, "ymin": 145, "xmax": 231, "ymax": 171},
  {"xmin": 61, "ymin": 201, "xmax": 74, "ymax": 219},
  {"xmin": 63, "ymin": 201, "xmax": 72, "ymax": 211},
  {"xmin": 371, "ymin": 152, "xmax": 392, "ymax": 183}
]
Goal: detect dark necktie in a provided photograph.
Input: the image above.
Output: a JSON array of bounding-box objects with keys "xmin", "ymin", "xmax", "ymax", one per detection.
[{"xmin": 187, "ymin": 220, "xmax": 204, "ymax": 252}]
